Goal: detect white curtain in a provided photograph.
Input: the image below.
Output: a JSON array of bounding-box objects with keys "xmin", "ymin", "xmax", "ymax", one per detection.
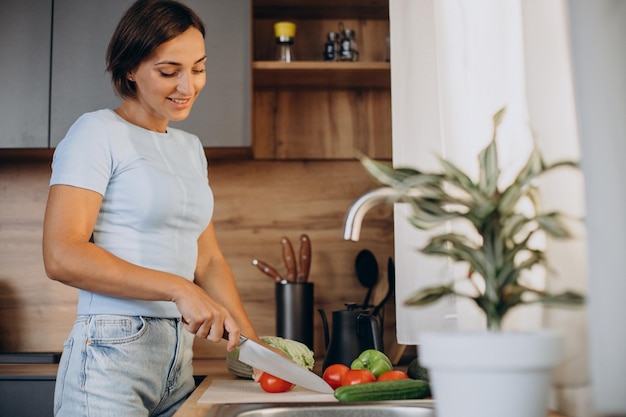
[{"xmin": 390, "ymin": 1, "xmax": 589, "ymax": 414}]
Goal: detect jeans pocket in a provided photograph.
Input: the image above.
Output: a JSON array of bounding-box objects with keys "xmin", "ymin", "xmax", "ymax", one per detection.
[
  {"xmin": 54, "ymin": 337, "xmax": 74, "ymax": 415},
  {"xmin": 87, "ymin": 315, "xmax": 147, "ymax": 345}
]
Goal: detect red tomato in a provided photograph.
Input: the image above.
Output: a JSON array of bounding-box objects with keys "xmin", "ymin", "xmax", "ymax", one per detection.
[
  {"xmin": 341, "ymin": 369, "xmax": 376, "ymax": 386},
  {"xmin": 259, "ymin": 372, "xmax": 295, "ymax": 393},
  {"xmin": 377, "ymin": 370, "xmax": 409, "ymax": 381},
  {"xmin": 323, "ymin": 364, "xmax": 350, "ymax": 389}
]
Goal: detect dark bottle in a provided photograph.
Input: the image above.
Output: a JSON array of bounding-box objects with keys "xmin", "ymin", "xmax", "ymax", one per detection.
[
  {"xmin": 323, "ymin": 31, "xmax": 339, "ymax": 61},
  {"xmin": 339, "ymin": 28, "xmax": 359, "ymax": 62}
]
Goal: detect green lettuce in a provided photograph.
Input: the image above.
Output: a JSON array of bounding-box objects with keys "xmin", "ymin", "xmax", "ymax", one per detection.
[{"xmin": 226, "ymin": 336, "xmax": 315, "ymax": 379}]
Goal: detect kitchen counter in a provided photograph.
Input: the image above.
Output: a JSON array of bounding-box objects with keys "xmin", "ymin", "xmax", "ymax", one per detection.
[
  {"xmin": 0, "ymin": 360, "xmax": 569, "ymax": 417},
  {"xmin": 174, "ymin": 367, "xmax": 569, "ymax": 417},
  {"xmin": 0, "ymin": 358, "xmax": 231, "ymax": 379}
]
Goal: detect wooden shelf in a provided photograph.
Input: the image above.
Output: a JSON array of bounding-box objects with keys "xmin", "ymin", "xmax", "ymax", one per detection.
[
  {"xmin": 254, "ymin": 0, "xmax": 389, "ymax": 20},
  {"xmin": 253, "ymin": 61, "xmax": 390, "ymax": 88}
]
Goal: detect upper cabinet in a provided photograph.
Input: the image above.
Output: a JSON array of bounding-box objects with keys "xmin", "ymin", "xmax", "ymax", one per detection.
[
  {"xmin": 50, "ymin": 0, "xmax": 250, "ymax": 148},
  {"xmin": 49, "ymin": 0, "xmax": 128, "ymax": 148},
  {"xmin": 0, "ymin": 1, "xmax": 250, "ymax": 150},
  {"xmin": 0, "ymin": 1, "xmax": 52, "ymax": 148},
  {"xmin": 251, "ymin": 0, "xmax": 392, "ymax": 160}
]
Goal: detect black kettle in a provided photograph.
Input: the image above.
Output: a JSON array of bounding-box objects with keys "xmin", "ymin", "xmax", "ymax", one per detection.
[{"xmin": 318, "ymin": 302, "xmax": 383, "ymax": 371}]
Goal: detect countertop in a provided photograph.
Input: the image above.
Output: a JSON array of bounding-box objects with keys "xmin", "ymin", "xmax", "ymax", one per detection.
[
  {"xmin": 0, "ymin": 359, "xmax": 568, "ymax": 417},
  {"xmin": 173, "ymin": 360, "xmax": 568, "ymax": 417},
  {"xmin": 0, "ymin": 358, "xmax": 231, "ymax": 379}
]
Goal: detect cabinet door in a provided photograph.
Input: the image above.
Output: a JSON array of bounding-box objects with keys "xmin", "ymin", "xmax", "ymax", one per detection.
[
  {"xmin": 170, "ymin": 1, "xmax": 251, "ymax": 148},
  {"xmin": 50, "ymin": 0, "xmax": 130, "ymax": 147},
  {"xmin": 0, "ymin": 1, "xmax": 51, "ymax": 148},
  {"xmin": 50, "ymin": 0, "xmax": 250, "ymax": 148}
]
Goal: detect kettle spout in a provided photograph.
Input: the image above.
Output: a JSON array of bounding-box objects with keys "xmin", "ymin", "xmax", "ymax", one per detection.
[{"xmin": 342, "ymin": 188, "xmax": 397, "ymax": 241}]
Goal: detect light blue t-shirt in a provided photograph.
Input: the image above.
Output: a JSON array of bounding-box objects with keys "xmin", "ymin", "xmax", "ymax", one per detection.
[{"xmin": 50, "ymin": 109, "xmax": 214, "ymax": 317}]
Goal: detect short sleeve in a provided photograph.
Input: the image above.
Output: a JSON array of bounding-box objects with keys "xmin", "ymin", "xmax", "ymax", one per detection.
[{"xmin": 50, "ymin": 113, "xmax": 114, "ymax": 195}]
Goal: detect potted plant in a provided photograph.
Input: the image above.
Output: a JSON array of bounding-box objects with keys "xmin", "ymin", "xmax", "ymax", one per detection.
[{"xmin": 359, "ymin": 108, "xmax": 585, "ymax": 417}]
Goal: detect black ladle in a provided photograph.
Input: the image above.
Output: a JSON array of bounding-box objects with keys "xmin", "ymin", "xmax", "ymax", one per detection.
[
  {"xmin": 373, "ymin": 257, "xmax": 395, "ymax": 317},
  {"xmin": 355, "ymin": 249, "xmax": 379, "ymax": 308}
]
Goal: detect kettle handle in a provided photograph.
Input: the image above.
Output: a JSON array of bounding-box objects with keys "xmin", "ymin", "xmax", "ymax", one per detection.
[
  {"xmin": 318, "ymin": 309, "xmax": 330, "ymax": 350},
  {"xmin": 357, "ymin": 313, "xmax": 384, "ymax": 352}
]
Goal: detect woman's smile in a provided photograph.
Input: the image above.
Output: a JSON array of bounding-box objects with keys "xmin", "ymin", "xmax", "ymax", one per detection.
[{"xmin": 121, "ymin": 27, "xmax": 207, "ymax": 132}]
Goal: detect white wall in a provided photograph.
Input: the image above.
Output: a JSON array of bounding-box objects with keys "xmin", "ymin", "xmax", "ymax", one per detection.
[
  {"xmin": 389, "ymin": 0, "xmax": 596, "ymax": 414},
  {"xmin": 568, "ymin": 1, "xmax": 626, "ymax": 414}
]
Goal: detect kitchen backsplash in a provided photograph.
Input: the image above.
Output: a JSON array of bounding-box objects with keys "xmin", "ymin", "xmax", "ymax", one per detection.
[{"xmin": 0, "ymin": 158, "xmax": 395, "ymax": 360}]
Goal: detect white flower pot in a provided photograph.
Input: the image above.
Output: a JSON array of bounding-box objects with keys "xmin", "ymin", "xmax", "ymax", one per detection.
[{"xmin": 420, "ymin": 331, "xmax": 563, "ymax": 417}]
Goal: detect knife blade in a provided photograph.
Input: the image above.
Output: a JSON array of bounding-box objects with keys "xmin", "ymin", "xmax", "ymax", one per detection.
[
  {"xmin": 235, "ymin": 334, "xmax": 333, "ymax": 394},
  {"xmin": 296, "ymin": 234, "xmax": 311, "ymax": 282}
]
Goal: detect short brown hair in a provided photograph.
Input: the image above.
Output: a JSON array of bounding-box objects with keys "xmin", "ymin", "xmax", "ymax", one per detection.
[{"xmin": 106, "ymin": 0, "xmax": 205, "ymax": 98}]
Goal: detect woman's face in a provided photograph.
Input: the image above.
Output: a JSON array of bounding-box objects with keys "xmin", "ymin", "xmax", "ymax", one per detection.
[{"xmin": 129, "ymin": 27, "xmax": 207, "ymax": 132}]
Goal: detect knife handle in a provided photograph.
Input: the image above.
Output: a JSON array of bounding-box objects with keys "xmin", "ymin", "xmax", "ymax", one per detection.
[
  {"xmin": 296, "ymin": 234, "xmax": 311, "ymax": 282},
  {"xmin": 281, "ymin": 237, "xmax": 297, "ymax": 282},
  {"xmin": 222, "ymin": 329, "xmax": 246, "ymax": 345},
  {"xmin": 252, "ymin": 259, "xmax": 284, "ymax": 283}
]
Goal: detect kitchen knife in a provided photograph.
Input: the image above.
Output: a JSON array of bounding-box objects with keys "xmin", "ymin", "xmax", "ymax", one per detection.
[
  {"xmin": 252, "ymin": 259, "xmax": 285, "ymax": 283},
  {"xmin": 280, "ymin": 236, "xmax": 297, "ymax": 282},
  {"xmin": 234, "ymin": 334, "xmax": 334, "ymax": 394},
  {"xmin": 296, "ymin": 234, "xmax": 311, "ymax": 282}
]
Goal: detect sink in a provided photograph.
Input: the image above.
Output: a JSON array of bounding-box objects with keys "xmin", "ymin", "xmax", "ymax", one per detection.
[{"xmin": 205, "ymin": 402, "xmax": 435, "ymax": 417}]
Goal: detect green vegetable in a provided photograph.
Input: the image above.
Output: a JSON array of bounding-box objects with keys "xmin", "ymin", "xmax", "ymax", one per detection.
[
  {"xmin": 226, "ymin": 336, "xmax": 314, "ymax": 379},
  {"xmin": 407, "ymin": 358, "xmax": 429, "ymax": 382},
  {"xmin": 350, "ymin": 349, "xmax": 393, "ymax": 378},
  {"xmin": 334, "ymin": 379, "xmax": 431, "ymax": 402}
]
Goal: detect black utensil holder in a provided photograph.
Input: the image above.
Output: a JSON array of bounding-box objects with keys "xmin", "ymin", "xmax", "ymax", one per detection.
[{"xmin": 275, "ymin": 282, "xmax": 314, "ymax": 349}]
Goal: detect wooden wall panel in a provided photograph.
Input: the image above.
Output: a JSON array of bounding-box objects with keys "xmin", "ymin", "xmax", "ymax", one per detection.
[
  {"xmin": 0, "ymin": 159, "xmax": 395, "ymax": 361},
  {"xmin": 253, "ymin": 88, "xmax": 392, "ymax": 160}
]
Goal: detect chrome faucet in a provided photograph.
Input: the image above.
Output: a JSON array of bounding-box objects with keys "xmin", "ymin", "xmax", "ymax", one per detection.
[{"xmin": 342, "ymin": 187, "xmax": 397, "ymax": 241}]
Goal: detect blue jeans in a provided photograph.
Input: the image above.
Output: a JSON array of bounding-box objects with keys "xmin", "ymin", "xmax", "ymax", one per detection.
[{"xmin": 54, "ymin": 315, "xmax": 195, "ymax": 417}]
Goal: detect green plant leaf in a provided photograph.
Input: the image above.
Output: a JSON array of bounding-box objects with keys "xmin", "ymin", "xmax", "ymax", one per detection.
[
  {"xmin": 404, "ymin": 285, "xmax": 456, "ymax": 307},
  {"xmin": 439, "ymin": 158, "xmax": 491, "ymax": 209},
  {"xmin": 493, "ymin": 107, "xmax": 507, "ymax": 127},
  {"xmin": 478, "ymin": 138, "xmax": 499, "ymax": 196},
  {"xmin": 515, "ymin": 287, "xmax": 586, "ymax": 306},
  {"xmin": 535, "ymin": 212, "xmax": 572, "ymax": 239},
  {"xmin": 538, "ymin": 290, "xmax": 586, "ymax": 306},
  {"xmin": 359, "ymin": 156, "xmax": 419, "ymax": 187},
  {"xmin": 423, "ymin": 234, "xmax": 490, "ymax": 280},
  {"xmin": 500, "ymin": 213, "xmax": 532, "ymax": 241},
  {"xmin": 406, "ymin": 199, "xmax": 458, "ymax": 229}
]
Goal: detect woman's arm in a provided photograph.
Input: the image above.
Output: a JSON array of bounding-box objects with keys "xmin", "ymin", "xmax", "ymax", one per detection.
[
  {"xmin": 193, "ymin": 221, "xmax": 259, "ymax": 350},
  {"xmin": 42, "ymin": 184, "xmax": 239, "ymax": 344}
]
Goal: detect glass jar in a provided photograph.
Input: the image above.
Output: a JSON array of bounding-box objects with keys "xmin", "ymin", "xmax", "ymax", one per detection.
[{"xmin": 274, "ymin": 21, "xmax": 296, "ymax": 62}]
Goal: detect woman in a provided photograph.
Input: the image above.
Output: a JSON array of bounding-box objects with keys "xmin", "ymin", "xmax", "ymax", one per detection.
[{"xmin": 43, "ymin": 1, "xmax": 263, "ymax": 415}]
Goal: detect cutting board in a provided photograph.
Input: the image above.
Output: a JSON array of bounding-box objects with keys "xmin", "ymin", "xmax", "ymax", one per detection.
[{"xmin": 197, "ymin": 380, "xmax": 337, "ymax": 404}]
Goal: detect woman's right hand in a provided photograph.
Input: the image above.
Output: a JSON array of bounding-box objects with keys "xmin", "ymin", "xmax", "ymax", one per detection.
[{"xmin": 173, "ymin": 279, "xmax": 240, "ymax": 351}]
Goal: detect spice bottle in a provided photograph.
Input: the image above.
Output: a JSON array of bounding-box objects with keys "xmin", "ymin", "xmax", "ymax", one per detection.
[
  {"xmin": 339, "ymin": 28, "xmax": 359, "ymax": 62},
  {"xmin": 274, "ymin": 21, "xmax": 296, "ymax": 62},
  {"xmin": 323, "ymin": 32, "xmax": 340, "ymax": 61}
]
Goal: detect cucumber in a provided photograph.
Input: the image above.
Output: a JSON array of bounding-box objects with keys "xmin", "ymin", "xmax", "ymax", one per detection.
[
  {"xmin": 334, "ymin": 379, "xmax": 431, "ymax": 402},
  {"xmin": 407, "ymin": 358, "xmax": 430, "ymax": 382}
]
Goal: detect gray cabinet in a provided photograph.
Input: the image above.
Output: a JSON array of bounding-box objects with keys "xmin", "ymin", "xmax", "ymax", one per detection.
[
  {"xmin": 0, "ymin": 1, "xmax": 52, "ymax": 148},
  {"xmin": 0, "ymin": 375, "xmax": 55, "ymax": 417},
  {"xmin": 49, "ymin": 0, "xmax": 129, "ymax": 147},
  {"xmin": 50, "ymin": 0, "xmax": 250, "ymax": 148},
  {"xmin": 171, "ymin": 1, "xmax": 251, "ymax": 148}
]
